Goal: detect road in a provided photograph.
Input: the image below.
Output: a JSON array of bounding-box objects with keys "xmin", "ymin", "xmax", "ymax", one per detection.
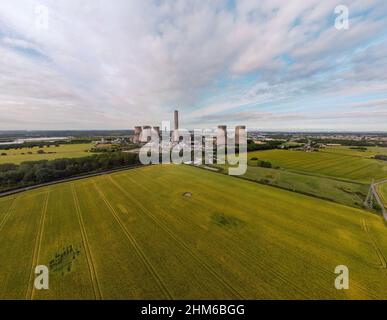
[{"xmin": 372, "ymin": 179, "xmax": 387, "ymax": 222}]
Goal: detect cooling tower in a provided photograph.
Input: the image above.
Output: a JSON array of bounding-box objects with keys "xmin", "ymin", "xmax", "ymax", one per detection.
[
  {"xmin": 133, "ymin": 126, "xmax": 142, "ymax": 143},
  {"xmin": 235, "ymin": 125, "xmax": 246, "ymax": 145},
  {"xmin": 217, "ymin": 125, "xmax": 227, "ymax": 145},
  {"xmin": 141, "ymin": 126, "xmax": 152, "ymax": 143},
  {"xmin": 152, "ymin": 126, "xmax": 160, "ymax": 138}
]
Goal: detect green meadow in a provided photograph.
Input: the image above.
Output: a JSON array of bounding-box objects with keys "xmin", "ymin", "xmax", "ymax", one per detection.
[
  {"xmin": 378, "ymin": 183, "xmax": 387, "ymax": 210},
  {"xmin": 321, "ymin": 146, "xmax": 387, "ymax": 159},
  {"xmin": 0, "ymin": 144, "xmax": 93, "ymax": 165},
  {"xmin": 247, "ymin": 149, "xmax": 387, "ymax": 183},
  {"xmin": 213, "ymin": 164, "xmax": 368, "ymax": 209},
  {"xmin": 1, "ymin": 165, "xmax": 387, "ymax": 299}
]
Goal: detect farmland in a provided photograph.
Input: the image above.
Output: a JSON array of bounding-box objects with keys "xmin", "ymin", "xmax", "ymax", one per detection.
[
  {"xmin": 212, "ymin": 164, "xmax": 368, "ymax": 208},
  {"xmin": 378, "ymin": 183, "xmax": 387, "ymax": 210},
  {"xmin": 247, "ymin": 149, "xmax": 387, "ymax": 183},
  {"xmin": 0, "ymin": 144, "xmax": 94, "ymax": 165},
  {"xmin": 321, "ymin": 146, "xmax": 387, "ymax": 159},
  {"xmin": 1, "ymin": 164, "xmax": 387, "ymax": 299}
]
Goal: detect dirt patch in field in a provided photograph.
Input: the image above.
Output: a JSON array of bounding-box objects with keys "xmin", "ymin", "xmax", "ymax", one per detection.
[
  {"xmin": 182, "ymin": 192, "xmax": 192, "ymax": 198},
  {"xmin": 211, "ymin": 213, "xmax": 245, "ymax": 229},
  {"xmin": 49, "ymin": 244, "xmax": 81, "ymax": 276}
]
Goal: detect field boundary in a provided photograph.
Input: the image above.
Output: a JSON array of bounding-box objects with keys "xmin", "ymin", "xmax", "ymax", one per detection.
[
  {"xmin": 372, "ymin": 180, "xmax": 387, "ymax": 221},
  {"xmin": 195, "ymin": 165, "xmax": 369, "ymax": 210},
  {"xmin": 0, "ymin": 164, "xmax": 147, "ymax": 198},
  {"xmin": 26, "ymin": 191, "xmax": 49, "ymax": 299},
  {"xmin": 0, "ymin": 196, "xmax": 18, "ymax": 232},
  {"xmin": 72, "ymin": 184, "xmax": 103, "ymax": 300},
  {"xmin": 362, "ymin": 218, "xmax": 387, "ymax": 268},
  {"xmin": 109, "ymin": 175, "xmax": 245, "ymax": 300}
]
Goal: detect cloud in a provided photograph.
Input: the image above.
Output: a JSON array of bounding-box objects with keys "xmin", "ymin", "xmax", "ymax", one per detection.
[{"xmin": 0, "ymin": 0, "xmax": 386, "ymax": 130}]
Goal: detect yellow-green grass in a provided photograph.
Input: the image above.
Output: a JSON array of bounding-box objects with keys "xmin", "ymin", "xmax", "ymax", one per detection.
[
  {"xmin": 378, "ymin": 183, "xmax": 387, "ymax": 210},
  {"xmin": 0, "ymin": 144, "xmax": 93, "ymax": 165},
  {"xmin": 212, "ymin": 164, "xmax": 368, "ymax": 209},
  {"xmin": 321, "ymin": 146, "xmax": 387, "ymax": 159},
  {"xmin": 248, "ymin": 149, "xmax": 387, "ymax": 183},
  {"xmin": 1, "ymin": 165, "xmax": 387, "ymax": 299}
]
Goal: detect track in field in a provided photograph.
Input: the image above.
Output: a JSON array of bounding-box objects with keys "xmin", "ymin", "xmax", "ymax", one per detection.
[
  {"xmin": 93, "ymin": 182, "xmax": 173, "ymax": 299},
  {"xmin": 362, "ymin": 218, "xmax": 387, "ymax": 269},
  {"xmin": 26, "ymin": 191, "xmax": 49, "ymax": 299},
  {"xmin": 0, "ymin": 197, "xmax": 18, "ymax": 232},
  {"xmin": 108, "ymin": 175, "xmax": 245, "ymax": 299},
  {"xmin": 72, "ymin": 184, "xmax": 103, "ymax": 300}
]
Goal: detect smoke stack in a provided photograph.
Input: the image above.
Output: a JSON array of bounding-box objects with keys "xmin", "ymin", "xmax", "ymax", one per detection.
[
  {"xmin": 173, "ymin": 110, "xmax": 179, "ymax": 142},
  {"xmin": 235, "ymin": 125, "xmax": 246, "ymax": 145},
  {"xmin": 174, "ymin": 110, "xmax": 179, "ymax": 130},
  {"xmin": 217, "ymin": 125, "xmax": 227, "ymax": 146},
  {"xmin": 133, "ymin": 126, "xmax": 142, "ymax": 143}
]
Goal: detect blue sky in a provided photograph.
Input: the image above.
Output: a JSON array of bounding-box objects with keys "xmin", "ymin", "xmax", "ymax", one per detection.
[{"xmin": 0, "ymin": 0, "xmax": 386, "ymax": 131}]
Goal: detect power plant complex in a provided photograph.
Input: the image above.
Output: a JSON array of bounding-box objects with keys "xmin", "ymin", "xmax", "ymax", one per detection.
[{"xmin": 133, "ymin": 110, "xmax": 246, "ymax": 146}]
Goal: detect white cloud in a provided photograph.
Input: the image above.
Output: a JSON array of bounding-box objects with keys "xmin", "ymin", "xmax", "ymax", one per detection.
[{"xmin": 0, "ymin": 0, "xmax": 386, "ymax": 130}]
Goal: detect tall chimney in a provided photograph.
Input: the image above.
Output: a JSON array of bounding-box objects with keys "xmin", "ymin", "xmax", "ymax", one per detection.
[
  {"xmin": 173, "ymin": 110, "xmax": 179, "ymax": 142},
  {"xmin": 174, "ymin": 110, "xmax": 179, "ymax": 130}
]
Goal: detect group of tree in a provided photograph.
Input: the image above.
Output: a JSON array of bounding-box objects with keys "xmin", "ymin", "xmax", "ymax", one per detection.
[
  {"xmin": 247, "ymin": 140, "xmax": 284, "ymax": 152},
  {"xmin": 0, "ymin": 152, "xmax": 140, "ymax": 192},
  {"xmin": 0, "ymin": 139, "xmax": 91, "ymax": 151},
  {"xmin": 250, "ymin": 157, "xmax": 272, "ymax": 168}
]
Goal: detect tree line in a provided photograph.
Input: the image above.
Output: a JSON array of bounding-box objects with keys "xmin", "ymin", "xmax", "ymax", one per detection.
[{"xmin": 0, "ymin": 152, "xmax": 140, "ymax": 192}]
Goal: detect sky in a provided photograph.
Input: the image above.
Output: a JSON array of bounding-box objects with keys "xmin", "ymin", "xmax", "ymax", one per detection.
[{"xmin": 0, "ymin": 0, "xmax": 386, "ymax": 131}]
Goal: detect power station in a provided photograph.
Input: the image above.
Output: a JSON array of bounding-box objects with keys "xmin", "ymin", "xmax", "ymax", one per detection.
[{"xmin": 133, "ymin": 110, "xmax": 246, "ymax": 146}]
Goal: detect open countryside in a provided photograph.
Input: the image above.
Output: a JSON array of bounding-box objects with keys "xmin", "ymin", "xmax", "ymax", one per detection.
[
  {"xmin": 247, "ymin": 149, "xmax": 387, "ymax": 183},
  {"xmin": 378, "ymin": 183, "xmax": 387, "ymax": 211},
  {"xmin": 0, "ymin": 144, "xmax": 94, "ymax": 165},
  {"xmin": 1, "ymin": 164, "xmax": 387, "ymax": 299}
]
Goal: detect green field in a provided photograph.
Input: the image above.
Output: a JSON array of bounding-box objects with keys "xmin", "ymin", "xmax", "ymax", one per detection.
[
  {"xmin": 321, "ymin": 146, "xmax": 387, "ymax": 159},
  {"xmin": 0, "ymin": 144, "xmax": 93, "ymax": 165},
  {"xmin": 248, "ymin": 149, "xmax": 387, "ymax": 183},
  {"xmin": 1, "ymin": 164, "xmax": 387, "ymax": 299},
  {"xmin": 212, "ymin": 164, "xmax": 368, "ymax": 208},
  {"xmin": 378, "ymin": 183, "xmax": 387, "ymax": 210}
]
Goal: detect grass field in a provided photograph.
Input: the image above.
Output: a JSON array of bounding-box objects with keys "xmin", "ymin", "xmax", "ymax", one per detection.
[
  {"xmin": 321, "ymin": 146, "xmax": 387, "ymax": 159},
  {"xmin": 248, "ymin": 149, "xmax": 387, "ymax": 183},
  {"xmin": 0, "ymin": 144, "xmax": 93, "ymax": 165},
  {"xmin": 1, "ymin": 164, "xmax": 387, "ymax": 299},
  {"xmin": 212, "ymin": 164, "xmax": 368, "ymax": 208},
  {"xmin": 378, "ymin": 183, "xmax": 387, "ymax": 210}
]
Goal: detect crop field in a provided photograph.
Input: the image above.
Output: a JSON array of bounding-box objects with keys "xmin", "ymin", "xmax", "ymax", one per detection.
[
  {"xmin": 1, "ymin": 164, "xmax": 387, "ymax": 299},
  {"xmin": 378, "ymin": 183, "xmax": 387, "ymax": 210},
  {"xmin": 248, "ymin": 149, "xmax": 387, "ymax": 183},
  {"xmin": 212, "ymin": 164, "xmax": 368, "ymax": 208},
  {"xmin": 321, "ymin": 146, "xmax": 387, "ymax": 159},
  {"xmin": 0, "ymin": 144, "xmax": 93, "ymax": 165}
]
